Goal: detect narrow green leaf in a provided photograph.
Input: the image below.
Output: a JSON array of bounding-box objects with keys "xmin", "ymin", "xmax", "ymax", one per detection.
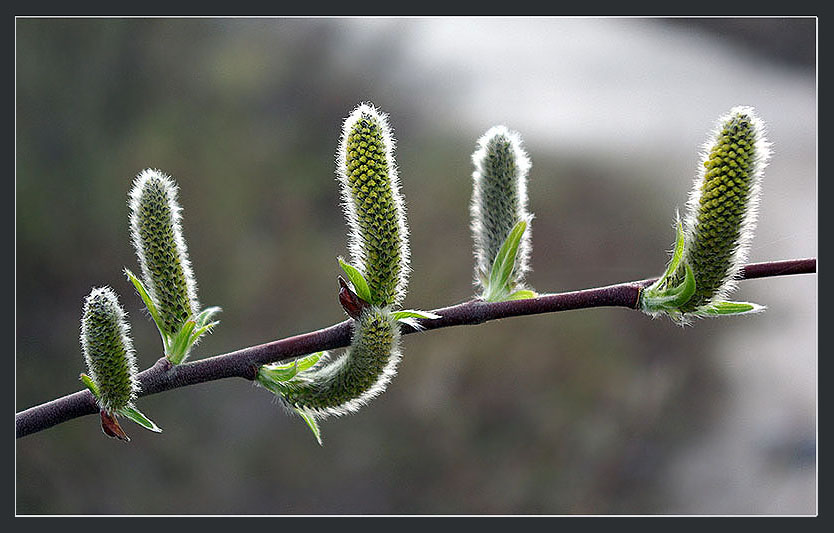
[
  {"xmin": 194, "ymin": 306, "xmax": 222, "ymax": 328},
  {"xmin": 260, "ymin": 360, "xmax": 300, "ymax": 382},
  {"xmin": 255, "ymin": 369, "xmax": 286, "ymax": 394},
  {"xmin": 393, "ymin": 311, "xmax": 441, "ymax": 330},
  {"xmin": 173, "ymin": 320, "xmax": 196, "ymax": 352},
  {"xmin": 295, "ymin": 408, "xmax": 323, "ymax": 446},
  {"xmin": 666, "ymin": 218, "xmax": 687, "ymax": 281},
  {"xmin": 482, "ymin": 287, "xmax": 510, "ymax": 303},
  {"xmin": 391, "ymin": 309, "xmax": 442, "ymax": 321},
  {"xmin": 338, "ymin": 257, "xmax": 373, "ymax": 304},
  {"xmin": 125, "ymin": 268, "xmax": 168, "ymax": 350},
  {"xmin": 168, "ymin": 320, "xmax": 196, "ymax": 364},
  {"xmin": 189, "ymin": 321, "xmax": 220, "ymax": 346},
  {"xmin": 296, "ymin": 352, "xmax": 323, "ymax": 372},
  {"xmin": 643, "ymin": 262, "xmax": 696, "ymax": 310},
  {"xmin": 487, "ymin": 219, "xmax": 527, "ymax": 296},
  {"xmin": 506, "ymin": 289, "xmax": 538, "ymax": 301},
  {"xmin": 79, "ymin": 373, "xmax": 100, "ymax": 399},
  {"xmin": 645, "ymin": 218, "xmax": 686, "ymax": 295},
  {"xmin": 669, "ymin": 262, "xmax": 696, "ymax": 307},
  {"xmin": 119, "ymin": 406, "xmax": 163, "ymax": 433},
  {"xmin": 698, "ymin": 301, "xmax": 766, "ymax": 316},
  {"xmin": 260, "ymin": 352, "xmax": 324, "ymax": 384}
]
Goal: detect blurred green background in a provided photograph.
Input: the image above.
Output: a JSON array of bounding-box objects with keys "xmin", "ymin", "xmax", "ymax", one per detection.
[{"xmin": 15, "ymin": 18, "xmax": 816, "ymax": 515}]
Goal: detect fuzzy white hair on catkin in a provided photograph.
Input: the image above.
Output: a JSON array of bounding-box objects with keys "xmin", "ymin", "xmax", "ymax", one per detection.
[
  {"xmin": 80, "ymin": 286, "xmax": 140, "ymax": 410},
  {"xmin": 335, "ymin": 103, "xmax": 410, "ymax": 307},
  {"xmin": 278, "ymin": 309, "xmax": 403, "ymax": 421},
  {"xmin": 682, "ymin": 106, "xmax": 771, "ymax": 309},
  {"xmin": 297, "ymin": 348, "xmax": 404, "ymax": 422},
  {"xmin": 469, "ymin": 125, "xmax": 533, "ymax": 287},
  {"xmin": 128, "ymin": 168, "xmax": 201, "ymax": 319}
]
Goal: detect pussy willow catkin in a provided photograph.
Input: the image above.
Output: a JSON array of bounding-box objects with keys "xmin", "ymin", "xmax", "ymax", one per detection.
[
  {"xmin": 80, "ymin": 287, "xmax": 139, "ymax": 413},
  {"xmin": 128, "ymin": 169, "xmax": 200, "ymax": 336},
  {"xmin": 338, "ymin": 104, "xmax": 410, "ymax": 308},
  {"xmin": 274, "ymin": 307, "xmax": 401, "ymax": 417},
  {"xmin": 471, "ymin": 126, "xmax": 532, "ymax": 290},
  {"xmin": 259, "ymin": 103, "xmax": 409, "ymax": 434},
  {"xmin": 677, "ymin": 106, "xmax": 770, "ymax": 313}
]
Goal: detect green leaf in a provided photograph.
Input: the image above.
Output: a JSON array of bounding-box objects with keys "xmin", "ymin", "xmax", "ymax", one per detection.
[
  {"xmin": 259, "ymin": 352, "xmax": 324, "ymax": 385},
  {"xmin": 391, "ymin": 310, "xmax": 442, "ymax": 321},
  {"xmin": 79, "ymin": 373, "xmax": 100, "ymax": 399},
  {"xmin": 194, "ymin": 306, "xmax": 222, "ymax": 328},
  {"xmin": 697, "ymin": 301, "xmax": 766, "ymax": 316},
  {"xmin": 167, "ymin": 320, "xmax": 196, "ymax": 364},
  {"xmin": 659, "ymin": 262, "xmax": 696, "ymax": 308},
  {"xmin": 641, "ymin": 261, "xmax": 697, "ymax": 314},
  {"xmin": 664, "ymin": 218, "xmax": 687, "ymax": 284},
  {"xmin": 125, "ymin": 268, "xmax": 168, "ymax": 350},
  {"xmin": 118, "ymin": 406, "xmax": 163, "ymax": 433},
  {"xmin": 338, "ymin": 257, "xmax": 373, "ymax": 304},
  {"xmin": 255, "ymin": 370, "xmax": 286, "ymax": 394},
  {"xmin": 295, "ymin": 408, "xmax": 323, "ymax": 446},
  {"xmin": 506, "ymin": 289, "xmax": 538, "ymax": 301},
  {"xmin": 260, "ymin": 360, "xmax": 301, "ymax": 382},
  {"xmin": 189, "ymin": 321, "xmax": 220, "ymax": 346},
  {"xmin": 393, "ymin": 309, "xmax": 441, "ymax": 330},
  {"xmin": 646, "ymin": 218, "xmax": 686, "ymax": 295},
  {"xmin": 487, "ymin": 219, "xmax": 527, "ymax": 298},
  {"xmin": 296, "ymin": 352, "xmax": 323, "ymax": 372}
]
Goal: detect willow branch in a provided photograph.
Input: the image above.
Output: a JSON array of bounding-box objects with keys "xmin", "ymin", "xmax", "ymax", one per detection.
[{"xmin": 16, "ymin": 258, "xmax": 816, "ymax": 439}]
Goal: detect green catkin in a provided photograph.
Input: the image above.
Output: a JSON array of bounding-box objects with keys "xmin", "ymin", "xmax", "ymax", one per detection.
[
  {"xmin": 676, "ymin": 106, "xmax": 770, "ymax": 313},
  {"xmin": 80, "ymin": 287, "xmax": 139, "ymax": 413},
  {"xmin": 471, "ymin": 126, "xmax": 533, "ymax": 292},
  {"xmin": 275, "ymin": 307, "xmax": 400, "ymax": 415},
  {"xmin": 128, "ymin": 169, "xmax": 200, "ymax": 336},
  {"xmin": 258, "ymin": 103, "xmax": 409, "ymax": 439},
  {"xmin": 338, "ymin": 104, "xmax": 409, "ymax": 308}
]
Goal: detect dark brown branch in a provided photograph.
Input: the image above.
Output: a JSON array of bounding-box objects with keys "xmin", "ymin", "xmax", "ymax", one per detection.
[{"xmin": 15, "ymin": 258, "xmax": 816, "ymax": 439}]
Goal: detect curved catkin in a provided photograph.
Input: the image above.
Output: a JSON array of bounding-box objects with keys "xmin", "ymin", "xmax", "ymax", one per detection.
[
  {"xmin": 129, "ymin": 169, "xmax": 200, "ymax": 336},
  {"xmin": 258, "ymin": 104, "xmax": 410, "ymax": 439},
  {"xmin": 337, "ymin": 103, "xmax": 409, "ymax": 307},
  {"xmin": 277, "ymin": 306, "xmax": 401, "ymax": 418},
  {"xmin": 677, "ymin": 106, "xmax": 770, "ymax": 312},
  {"xmin": 471, "ymin": 126, "xmax": 532, "ymax": 288},
  {"xmin": 80, "ymin": 287, "xmax": 139, "ymax": 413}
]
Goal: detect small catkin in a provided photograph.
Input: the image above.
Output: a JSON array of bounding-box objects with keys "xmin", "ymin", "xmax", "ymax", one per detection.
[
  {"xmin": 677, "ymin": 106, "xmax": 770, "ymax": 313},
  {"xmin": 128, "ymin": 169, "xmax": 200, "ymax": 336},
  {"xmin": 471, "ymin": 126, "xmax": 532, "ymax": 289},
  {"xmin": 337, "ymin": 103, "xmax": 409, "ymax": 308},
  {"xmin": 80, "ymin": 287, "xmax": 139, "ymax": 413}
]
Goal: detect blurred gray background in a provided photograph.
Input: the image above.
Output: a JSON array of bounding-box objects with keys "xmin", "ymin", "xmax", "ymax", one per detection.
[{"xmin": 15, "ymin": 17, "xmax": 816, "ymax": 515}]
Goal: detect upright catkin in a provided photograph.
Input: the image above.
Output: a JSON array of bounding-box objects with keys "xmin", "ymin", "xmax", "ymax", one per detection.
[
  {"xmin": 338, "ymin": 104, "xmax": 409, "ymax": 308},
  {"xmin": 677, "ymin": 106, "xmax": 770, "ymax": 313},
  {"xmin": 128, "ymin": 169, "xmax": 200, "ymax": 337},
  {"xmin": 80, "ymin": 287, "xmax": 139, "ymax": 413},
  {"xmin": 471, "ymin": 126, "xmax": 532, "ymax": 290}
]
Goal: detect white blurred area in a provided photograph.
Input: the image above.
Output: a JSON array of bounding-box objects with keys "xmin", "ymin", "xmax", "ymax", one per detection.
[{"xmin": 339, "ymin": 18, "xmax": 817, "ymax": 514}]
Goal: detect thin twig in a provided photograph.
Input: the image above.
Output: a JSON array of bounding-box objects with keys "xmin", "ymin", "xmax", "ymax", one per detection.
[{"xmin": 15, "ymin": 258, "xmax": 816, "ymax": 439}]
